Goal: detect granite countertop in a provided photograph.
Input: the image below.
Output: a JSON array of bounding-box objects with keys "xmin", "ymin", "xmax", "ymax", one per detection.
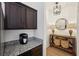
[{"xmin": 3, "ymin": 37, "xmax": 43, "ymax": 56}]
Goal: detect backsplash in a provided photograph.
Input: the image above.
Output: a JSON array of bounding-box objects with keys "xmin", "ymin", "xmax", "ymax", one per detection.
[{"xmin": 4, "ymin": 30, "xmax": 35, "ymax": 42}]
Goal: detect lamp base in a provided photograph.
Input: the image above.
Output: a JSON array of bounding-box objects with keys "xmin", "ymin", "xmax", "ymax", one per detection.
[{"xmin": 69, "ymin": 30, "xmax": 73, "ymax": 36}]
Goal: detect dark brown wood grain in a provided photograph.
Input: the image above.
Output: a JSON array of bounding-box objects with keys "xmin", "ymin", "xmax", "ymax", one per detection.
[{"xmin": 4, "ymin": 2, "xmax": 37, "ymax": 29}]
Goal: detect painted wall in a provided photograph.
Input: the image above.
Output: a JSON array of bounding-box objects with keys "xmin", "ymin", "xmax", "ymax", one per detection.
[
  {"xmin": 4, "ymin": 2, "xmax": 44, "ymax": 42},
  {"xmin": 4, "ymin": 30, "xmax": 35, "ymax": 42},
  {"xmin": 77, "ymin": 2, "xmax": 79, "ymax": 56},
  {"xmin": 45, "ymin": 2, "xmax": 77, "ymax": 47}
]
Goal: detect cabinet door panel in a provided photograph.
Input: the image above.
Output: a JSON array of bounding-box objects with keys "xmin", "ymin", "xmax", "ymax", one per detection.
[
  {"xmin": 26, "ymin": 7, "xmax": 33, "ymax": 29},
  {"xmin": 5, "ymin": 3, "xmax": 19, "ymax": 29},
  {"xmin": 31, "ymin": 45, "xmax": 42, "ymax": 56},
  {"xmin": 20, "ymin": 5, "xmax": 26, "ymax": 28},
  {"xmin": 17, "ymin": 4, "xmax": 26, "ymax": 29},
  {"xmin": 26, "ymin": 7, "xmax": 37, "ymax": 29},
  {"xmin": 5, "ymin": 3, "xmax": 26, "ymax": 29}
]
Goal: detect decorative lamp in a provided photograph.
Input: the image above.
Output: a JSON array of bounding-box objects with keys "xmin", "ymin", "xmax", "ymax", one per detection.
[
  {"xmin": 49, "ymin": 24, "xmax": 55, "ymax": 34},
  {"xmin": 67, "ymin": 23, "xmax": 76, "ymax": 36}
]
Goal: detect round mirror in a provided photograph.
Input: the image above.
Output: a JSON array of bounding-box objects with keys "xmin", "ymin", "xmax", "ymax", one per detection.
[{"xmin": 55, "ymin": 18, "xmax": 68, "ymax": 30}]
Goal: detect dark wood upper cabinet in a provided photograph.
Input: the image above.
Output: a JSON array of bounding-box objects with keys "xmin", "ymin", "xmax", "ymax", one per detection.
[{"xmin": 4, "ymin": 2, "xmax": 37, "ymax": 29}]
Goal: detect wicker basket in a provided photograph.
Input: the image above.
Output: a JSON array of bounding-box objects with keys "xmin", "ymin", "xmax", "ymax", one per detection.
[
  {"xmin": 53, "ymin": 38, "xmax": 61, "ymax": 46},
  {"xmin": 61, "ymin": 40, "xmax": 69, "ymax": 48}
]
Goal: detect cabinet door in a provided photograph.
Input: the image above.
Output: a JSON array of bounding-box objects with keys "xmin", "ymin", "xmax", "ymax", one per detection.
[
  {"xmin": 17, "ymin": 4, "xmax": 26, "ymax": 29},
  {"xmin": 31, "ymin": 45, "xmax": 43, "ymax": 56},
  {"xmin": 5, "ymin": 3, "xmax": 26, "ymax": 29},
  {"xmin": 26, "ymin": 7, "xmax": 37, "ymax": 29}
]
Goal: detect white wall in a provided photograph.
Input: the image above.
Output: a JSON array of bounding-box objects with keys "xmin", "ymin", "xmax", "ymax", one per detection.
[
  {"xmin": 4, "ymin": 2, "xmax": 44, "ymax": 42},
  {"xmin": 45, "ymin": 2, "xmax": 77, "ymax": 47},
  {"xmin": 77, "ymin": 2, "xmax": 79, "ymax": 56},
  {"xmin": 46, "ymin": 2, "xmax": 77, "ymax": 24},
  {"xmin": 4, "ymin": 30, "xmax": 35, "ymax": 42}
]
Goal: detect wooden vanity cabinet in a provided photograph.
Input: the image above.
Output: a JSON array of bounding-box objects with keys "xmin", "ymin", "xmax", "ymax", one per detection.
[{"xmin": 4, "ymin": 2, "xmax": 37, "ymax": 29}]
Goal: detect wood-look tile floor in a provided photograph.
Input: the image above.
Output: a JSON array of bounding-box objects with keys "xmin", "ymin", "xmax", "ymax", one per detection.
[{"xmin": 46, "ymin": 47, "xmax": 72, "ymax": 56}]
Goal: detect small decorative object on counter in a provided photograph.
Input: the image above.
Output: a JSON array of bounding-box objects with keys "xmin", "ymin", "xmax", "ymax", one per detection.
[{"xmin": 19, "ymin": 33, "xmax": 28, "ymax": 44}]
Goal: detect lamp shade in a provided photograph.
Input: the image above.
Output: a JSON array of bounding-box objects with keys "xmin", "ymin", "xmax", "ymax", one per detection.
[
  {"xmin": 48, "ymin": 24, "xmax": 55, "ymax": 30},
  {"xmin": 67, "ymin": 23, "xmax": 76, "ymax": 29},
  {"xmin": 67, "ymin": 23, "xmax": 76, "ymax": 36}
]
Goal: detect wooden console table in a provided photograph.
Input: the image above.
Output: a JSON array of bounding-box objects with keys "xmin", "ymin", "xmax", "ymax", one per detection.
[{"xmin": 49, "ymin": 34, "xmax": 76, "ymax": 56}]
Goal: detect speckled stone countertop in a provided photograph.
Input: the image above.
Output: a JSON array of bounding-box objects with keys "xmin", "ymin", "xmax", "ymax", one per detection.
[{"xmin": 3, "ymin": 37, "xmax": 43, "ymax": 56}]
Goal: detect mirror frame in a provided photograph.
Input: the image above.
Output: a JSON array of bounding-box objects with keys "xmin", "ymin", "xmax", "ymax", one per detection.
[{"xmin": 55, "ymin": 18, "xmax": 68, "ymax": 30}]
